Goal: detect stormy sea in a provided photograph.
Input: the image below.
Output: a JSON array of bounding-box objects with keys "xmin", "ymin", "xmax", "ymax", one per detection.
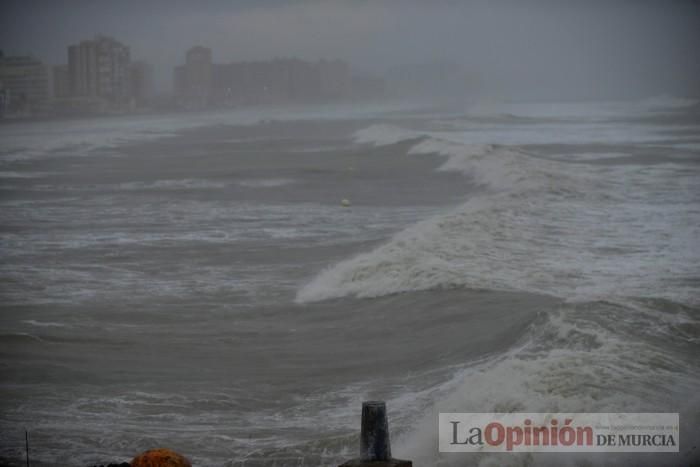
[{"xmin": 1, "ymin": 98, "xmax": 699, "ymax": 467}]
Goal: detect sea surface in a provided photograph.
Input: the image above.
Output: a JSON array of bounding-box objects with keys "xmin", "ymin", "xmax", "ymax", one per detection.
[{"xmin": 1, "ymin": 98, "xmax": 699, "ymax": 467}]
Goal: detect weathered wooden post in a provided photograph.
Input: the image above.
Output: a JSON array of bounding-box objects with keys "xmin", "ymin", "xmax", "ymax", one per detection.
[{"xmin": 339, "ymin": 401, "xmax": 412, "ymax": 467}]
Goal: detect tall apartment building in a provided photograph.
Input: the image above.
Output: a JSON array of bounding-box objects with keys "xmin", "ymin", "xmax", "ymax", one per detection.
[
  {"xmin": 0, "ymin": 53, "xmax": 50, "ymax": 116},
  {"xmin": 68, "ymin": 35, "xmax": 130, "ymax": 107},
  {"xmin": 174, "ymin": 46, "xmax": 212, "ymax": 108}
]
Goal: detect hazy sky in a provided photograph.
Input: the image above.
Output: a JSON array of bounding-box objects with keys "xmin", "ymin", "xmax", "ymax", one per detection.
[{"xmin": 1, "ymin": 0, "xmax": 699, "ymax": 99}]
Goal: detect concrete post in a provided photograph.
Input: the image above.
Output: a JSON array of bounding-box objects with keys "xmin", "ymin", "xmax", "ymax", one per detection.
[{"xmin": 339, "ymin": 401, "xmax": 412, "ymax": 467}]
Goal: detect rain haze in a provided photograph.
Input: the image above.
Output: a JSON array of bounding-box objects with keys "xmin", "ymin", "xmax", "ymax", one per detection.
[
  {"xmin": 1, "ymin": 1, "xmax": 699, "ymax": 467},
  {"xmin": 2, "ymin": 0, "xmax": 700, "ymax": 98}
]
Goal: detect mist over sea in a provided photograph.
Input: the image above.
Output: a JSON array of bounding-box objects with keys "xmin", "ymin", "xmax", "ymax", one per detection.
[{"xmin": 1, "ymin": 97, "xmax": 699, "ymax": 466}]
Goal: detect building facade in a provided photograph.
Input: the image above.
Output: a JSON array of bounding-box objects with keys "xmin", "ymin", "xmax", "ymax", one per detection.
[
  {"xmin": 177, "ymin": 52, "xmax": 354, "ymax": 108},
  {"xmin": 0, "ymin": 54, "xmax": 50, "ymax": 116},
  {"xmin": 173, "ymin": 46, "xmax": 383, "ymax": 109},
  {"xmin": 209, "ymin": 58, "xmax": 352, "ymax": 105},
  {"xmin": 68, "ymin": 35, "xmax": 130, "ymax": 107},
  {"xmin": 174, "ymin": 46, "xmax": 212, "ymax": 108}
]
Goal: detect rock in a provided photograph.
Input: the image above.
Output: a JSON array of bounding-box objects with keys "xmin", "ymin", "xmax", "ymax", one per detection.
[{"xmin": 130, "ymin": 448, "xmax": 191, "ymax": 467}]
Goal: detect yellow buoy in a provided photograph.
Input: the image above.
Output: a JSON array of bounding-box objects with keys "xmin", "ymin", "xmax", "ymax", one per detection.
[{"xmin": 341, "ymin": 198, "xmax": 351, "ymax": 207}]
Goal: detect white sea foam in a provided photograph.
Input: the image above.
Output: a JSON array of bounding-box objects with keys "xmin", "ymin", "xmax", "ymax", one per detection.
[
  {"xmin": 237, "ymin": 178, "xmax": 297, "ymax": 188},
  {"xmin": 22, "ymin": 319, "xmax": 69, "ymax": 328},
  {"xmin": 299, "ymin": 115, "xmax": 700, "ymax": 307},
  {"xmin": 394, "ymin": 304, "xmax": 700, "ymax": 466},
  {"xmin": 353, "ymin": 124, "xmax": 422, "ymax": 145},
  {"xmin": 408, "ymin": 139, "xmax": 543, "ymax": 191},
  {"xmin": 0, "ymin": 102, "xmax": 424, "ymax": 164},
  {"xmin": 118, "ymin": 178, "xmax": 228, "ymax": 190},
  {"xmin": 559, "ymin": 151, "xmax": 630, "ymax": 161},
  {"xmin": 297, "ymin": 169, "xmax": 699, "ymax": 305},
  {"xmin": 0, "ymin": 171, "xmax": 52, "ymax": 179}
]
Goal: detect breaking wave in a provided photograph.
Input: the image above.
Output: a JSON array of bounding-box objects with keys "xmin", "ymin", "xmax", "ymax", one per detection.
[
  {"xmin": 296, "ymin": 124, "xmax": 699, "ymax": 307},
  {"xmin": 312, "ymin": 114, "xmax": 700, "ymax": 466}
]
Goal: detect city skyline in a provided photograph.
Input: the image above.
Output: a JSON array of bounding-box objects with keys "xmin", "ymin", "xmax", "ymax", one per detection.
[
  {"xmin": 0, "ymin": 36, "xmax": 386, "ymax": 118},
  {"xmin": 2, "ymin": 0, "xmax": 699, "ymax": 99},
  {"xmin": 1, "ymin": 31, "xmax": 391, "ymax": 99}
]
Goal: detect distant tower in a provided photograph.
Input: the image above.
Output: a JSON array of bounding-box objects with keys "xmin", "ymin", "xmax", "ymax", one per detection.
[
  {"xmin": 174, "ymin": 46, "xmax": 212, "ymax": 108},
  {"xmin": 68, "ymin": 35, "xmax": 130, "ymax": 107},
  {"xmin": 0, "ymin": 55, "xmax": 50, "ymax": 115}
]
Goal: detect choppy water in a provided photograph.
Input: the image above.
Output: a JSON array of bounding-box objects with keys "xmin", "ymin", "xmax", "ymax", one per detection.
[{"xmin": 1, "ymin": 98, "xmax": 699, "ymax": 467}]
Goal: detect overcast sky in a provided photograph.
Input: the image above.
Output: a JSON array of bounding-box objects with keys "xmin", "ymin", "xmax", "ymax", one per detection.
[{"xmin": 1, "ymin": 0, "xmax": 699, "ymax": 99}]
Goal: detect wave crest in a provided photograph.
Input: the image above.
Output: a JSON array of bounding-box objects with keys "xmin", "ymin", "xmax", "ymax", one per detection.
[{"xmin": 297, "ymin": 124, "xmax": 698, "ymax": 305}]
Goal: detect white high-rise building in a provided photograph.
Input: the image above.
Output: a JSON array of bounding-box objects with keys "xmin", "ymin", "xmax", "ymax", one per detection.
[{"xmin": 68, "ymin": 35, "xmax": 130, "ymax": 107}]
